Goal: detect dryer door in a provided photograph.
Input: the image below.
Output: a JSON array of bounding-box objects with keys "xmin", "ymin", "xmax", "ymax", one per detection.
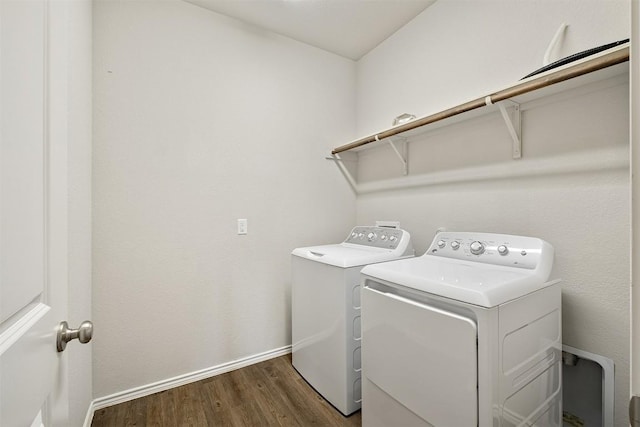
[{"xmin": 362, "ymin": 283, "xmax": 478, "ymax": 427}]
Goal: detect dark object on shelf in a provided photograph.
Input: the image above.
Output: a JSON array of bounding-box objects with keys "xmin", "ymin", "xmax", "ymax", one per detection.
[{"xmin": 521, "ymin": 38, "xmax": 629, "ymax": 80}]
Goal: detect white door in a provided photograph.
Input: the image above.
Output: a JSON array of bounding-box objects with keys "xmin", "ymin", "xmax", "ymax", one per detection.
[{"xmin": 0, "ymin": 0, "xmax": 82, "ymax": 425}]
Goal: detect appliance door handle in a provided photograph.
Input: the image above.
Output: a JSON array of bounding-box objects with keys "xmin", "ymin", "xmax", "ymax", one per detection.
[{"xmin": 363, "ymin": 285, "xmax": 477, "ymax": 326}]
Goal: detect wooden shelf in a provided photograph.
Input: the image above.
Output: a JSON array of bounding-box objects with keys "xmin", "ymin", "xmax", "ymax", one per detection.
[{"xmin": 332, "ymin": 44, "xmax": 629, "ymax": 155}]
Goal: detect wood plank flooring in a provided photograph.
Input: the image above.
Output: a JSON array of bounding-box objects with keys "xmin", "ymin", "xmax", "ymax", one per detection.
[{"xmin": 91, "ymin": 354, "xmax": 362, "ymax": 426}]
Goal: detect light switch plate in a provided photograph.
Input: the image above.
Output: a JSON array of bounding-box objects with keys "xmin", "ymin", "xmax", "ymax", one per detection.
[{"xmin": 237, "ymin": 219, "xmax": 247, "ymax": 235}]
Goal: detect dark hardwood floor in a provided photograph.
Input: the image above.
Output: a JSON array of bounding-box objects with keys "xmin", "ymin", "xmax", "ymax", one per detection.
[{"xmin": 91, "ymin": 354, "xmax": 362, "ymax": 426}]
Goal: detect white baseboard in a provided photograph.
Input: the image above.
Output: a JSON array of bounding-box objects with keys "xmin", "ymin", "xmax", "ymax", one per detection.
[
  {"xmin": 82, "ymin": 401, "xmax": 96, "ymax": 427},
  {"xmin": 83, "ymin": 345, "xmax": 292, "ymax": 427}
]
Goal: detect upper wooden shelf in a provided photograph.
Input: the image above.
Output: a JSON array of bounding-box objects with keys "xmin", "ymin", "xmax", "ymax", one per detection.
[{"xmin": 332, "ymin": 44, "xmax": 630, "ymax": 155}]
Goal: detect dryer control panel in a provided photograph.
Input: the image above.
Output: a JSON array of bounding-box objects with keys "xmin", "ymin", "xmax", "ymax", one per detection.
[
  {"xmin": 427, "ymin": 231, "xmax": 554, "ymax": 272},
  {"xmin": 344, "ymin": 226, "xmax": 407, "ymax": 250}
]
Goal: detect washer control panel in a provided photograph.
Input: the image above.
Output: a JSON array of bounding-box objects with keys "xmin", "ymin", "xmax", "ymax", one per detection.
[
  {"xmin": 427, "ymin": 231, "xmax": 553, "ymax": 270},
  {"xmin": 344, "ymin": 226, "xmax": 406, "ymax": 250}
]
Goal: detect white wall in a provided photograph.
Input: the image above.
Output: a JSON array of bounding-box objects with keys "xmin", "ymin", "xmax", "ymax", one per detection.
[
  {"xmin": 355, "ymin": 0, "xmax": 630, "ymax": 425},
  {"xmin": 92, "ymin": 0, "xmax": 356, "ymax": 398},
  {"xmin": 357, "ymin": 0, "xmax": 629, "ymax": 136},
  {"xmin": 67, "ymin": 0, "xmax": 92, "ymax": 424}
]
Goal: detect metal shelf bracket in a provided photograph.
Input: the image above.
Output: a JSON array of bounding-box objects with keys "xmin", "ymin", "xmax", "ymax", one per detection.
[
  {"xmin": 380, "ymin": 135, "xmax": 408, "ymax": 175},
  {"xmin": 325, "ymin": 154, "xmax": 358, "ymax": 192},
  {"xmin": 497, "ymin": 100, "xmax": 522, "ymax": 159}
]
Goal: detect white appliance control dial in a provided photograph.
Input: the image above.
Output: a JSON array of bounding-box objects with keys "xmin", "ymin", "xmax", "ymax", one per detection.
[
  {"xmin": 469, "ymin": 241, "xmax": 485, "ymax": 255},
  {"xmin": 381, "ymin": 234, "xmax": 388, "ymax": 241},
  {"xmin": 358, "ymin": 232, "xmax": 364, "ymax": 239},
  {"xmin": 437, "ymin": 240, "xmax": 446, "ymax": 248},
  {"xmin": 428, "ymin": 231, "xmax": 551, "ymax": 272},
  {"xmin": 367, "ymin": 232, "xmax": 377, "ymax": 241},
  {"xmin": 389, "ymin": 235, "xmax": 397, "ymax": 242},
  {"xmin": 351, "ymin": 232, "xmax": 357, "ymax": 238}
]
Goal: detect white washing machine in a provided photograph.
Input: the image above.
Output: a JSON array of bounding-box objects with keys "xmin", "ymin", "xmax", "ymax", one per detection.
[
  {"xmin": 360, "ymin": 231, "xmax": 562, "ymax": 427},
  {"xmin": 292, "ymin": 225, "xmax": 414, "ymax": 416}
]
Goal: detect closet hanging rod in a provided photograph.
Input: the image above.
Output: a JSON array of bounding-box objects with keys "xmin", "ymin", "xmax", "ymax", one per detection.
[{"xmin": 332, "ymin": 45, "xmax": 629, "ymax": 155}]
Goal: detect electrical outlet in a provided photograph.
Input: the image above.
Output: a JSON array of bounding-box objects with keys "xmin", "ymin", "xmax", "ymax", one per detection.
[{"xmin": 237, "ymin": 219, "xmax": 247, "ymax": 235}]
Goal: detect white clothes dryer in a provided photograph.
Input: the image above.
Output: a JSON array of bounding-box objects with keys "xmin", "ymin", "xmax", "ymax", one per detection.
[
  {"xmin": 360, "ymin": 231, "xmax": 562, "ymax": 427},
  {"xmin": 292, "ymin": 225, "xmax": 414, "ymax": 416}
]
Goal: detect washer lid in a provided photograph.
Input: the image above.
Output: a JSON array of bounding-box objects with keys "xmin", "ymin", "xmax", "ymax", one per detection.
[
  {"xmin": 292, "ymin": 226, "xmax": 414, "ymax": 268},
  {"xmin": 361, "ymin": 256, "xmax": 555, "ymax": 308},
  {"xmin": 292, "ymin": 243, "xmax": 411, "ymax": 268}
]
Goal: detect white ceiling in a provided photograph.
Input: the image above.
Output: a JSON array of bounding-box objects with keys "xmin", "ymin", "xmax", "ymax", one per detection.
[{"xmin": 184, "ymin": 0, "xmax": 435, "ymax": 60}]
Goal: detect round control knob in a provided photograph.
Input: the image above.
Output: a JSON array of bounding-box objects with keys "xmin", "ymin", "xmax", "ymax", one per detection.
[
  {"xmin": 451, "ymin": 241, "xmax": 460, "ymax": 250},
  {"xmin": 469, "ymin": 241, "xmax": 485, "ymax": 255},
  {"xmin": 437, "ymin": 240, "xmax": 446, "ymax": 248},
  {"xmin": 381, "ymin": 234, "xmax": 388, "ymax": 241},
  {"xmin": 358, "ymin": 232, "xmax": 364, "ymax": 239},
  {"xmin": 497, "ymin": 245, "xmax": 509, "ymax": 256},
  {"xmin": 389, "ymin": 235, "xmax": 397, "ymax": 242},
  {"xmin": 351, "ymin": 232, "xmax": 357, "ymax": 238},
  {"xmin": 367, "ymin": 232, "xmax": 377, "ymax": 241}
]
